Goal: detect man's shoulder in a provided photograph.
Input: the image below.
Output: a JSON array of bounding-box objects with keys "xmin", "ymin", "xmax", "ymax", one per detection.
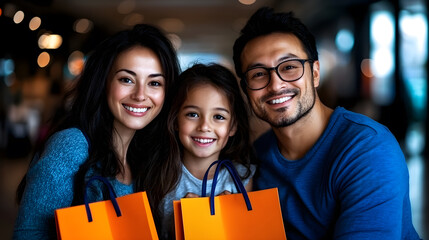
[
  {"xmin": 329, "ymin": 107, "xmax": 402, "ymax": 159},
  {"xmin": 333, "ymin": 107, "xmax": 391, "ymax": 137}
]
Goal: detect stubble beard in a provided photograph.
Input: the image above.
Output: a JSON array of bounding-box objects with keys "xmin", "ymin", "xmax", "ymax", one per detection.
[{"xmin": 253, "ymin": 84, "xmax": 317, "ymax": 128}]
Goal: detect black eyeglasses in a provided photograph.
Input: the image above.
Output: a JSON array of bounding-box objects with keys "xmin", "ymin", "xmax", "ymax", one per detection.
[{"xmin": 243, "ymin": 59, "xmax": 313, "ymax": 90}]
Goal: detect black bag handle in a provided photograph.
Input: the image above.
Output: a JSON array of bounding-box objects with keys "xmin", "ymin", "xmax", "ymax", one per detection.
[
  {"xmin": 83, "ymin": 176, "xmax": 122, "ymax": 222},
  {"xmin": 201, "ymin": 160, "xmax": 252, "ymax": 215}
]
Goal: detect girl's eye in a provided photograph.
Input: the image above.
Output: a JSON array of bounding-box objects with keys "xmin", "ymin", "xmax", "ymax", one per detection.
[
  {"xmin": 214, "ymin": 115, "xmax": 226, "ymax": 120},
  {"xmin": 186, "ymin": 112, "xmax": 199, "ymax": 118},
  {"xmin": 119, "ymin": 77, "xmax": 133, "ymax": 84}
]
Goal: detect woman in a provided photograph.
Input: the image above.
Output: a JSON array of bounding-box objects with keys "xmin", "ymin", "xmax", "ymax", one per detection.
[{"xmin": 13, "ymin": 24, "xmax": 180, "ymax": 239}]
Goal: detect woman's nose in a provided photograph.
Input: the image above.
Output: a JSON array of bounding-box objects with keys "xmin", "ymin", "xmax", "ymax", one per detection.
[{"xmin": 131, "ymin": 84, "xmax": 146, "ymax": 101}]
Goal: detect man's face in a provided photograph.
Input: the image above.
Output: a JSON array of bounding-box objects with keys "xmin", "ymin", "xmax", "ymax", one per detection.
[{"xmin": 240, "ymin": 32, "xmax": 320, "ymax": 128}]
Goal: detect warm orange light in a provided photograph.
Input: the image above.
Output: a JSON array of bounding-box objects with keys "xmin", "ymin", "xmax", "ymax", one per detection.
[
  {"xmin": 29, "ymin": 16, "xmax": 41, "ymax": 31},
  {"xmin": 67, "ymin": 51, "xmax": 85, "ymax": 76},
  {"xmin": 37, "ymin": 52, "xmax": 50, "ymax": 68},
  {"xmin": 360, "ymin": 59, "xmax": 374, "ymax": 78}
]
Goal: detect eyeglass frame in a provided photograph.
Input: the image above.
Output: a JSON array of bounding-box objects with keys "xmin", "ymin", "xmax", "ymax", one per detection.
[{"xmin": 243, "ymin": 59, "xmax": 314, "ymax": 90}]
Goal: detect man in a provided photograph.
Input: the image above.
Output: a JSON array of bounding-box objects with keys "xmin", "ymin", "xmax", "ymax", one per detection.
[{"xmin": 233, "ymin": 7, "xmax": 420, "ymax": 239}]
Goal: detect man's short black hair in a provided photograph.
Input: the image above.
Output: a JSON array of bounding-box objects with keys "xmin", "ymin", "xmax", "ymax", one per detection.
[{"xmin": 233, "ymin": 7, "xmax": 319, "ymax": 90}]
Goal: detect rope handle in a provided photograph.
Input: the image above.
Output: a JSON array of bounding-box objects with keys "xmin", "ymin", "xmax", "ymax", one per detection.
[
  {"xmin": 201, "ymin": 160, "xmax": 252, "ymax": 215},
  {"xmin": 83, "ymin": 176, "xmax": 122, "ymax": 222}
]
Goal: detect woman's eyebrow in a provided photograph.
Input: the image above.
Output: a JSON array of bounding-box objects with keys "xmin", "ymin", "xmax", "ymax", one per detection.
[
  {"xmin": 115, "ymin": 69, "xmax": 164, "ymax": 78},
  {"xmin": 115, "ymin": 69, "xmax": 136, "ymax": 76}
]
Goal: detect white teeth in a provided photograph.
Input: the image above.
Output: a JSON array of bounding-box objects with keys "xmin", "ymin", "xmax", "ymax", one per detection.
[
  {"xmin": 193, "ymin": 138, "xmax": 214, "ymax": 144},
  {"xmin": 124, "ymin": 105, "xmax": 148, "ymax": 113},
  {"xmin": 271, "ymin": 96, "xmax": 291, "ymax": 104}
]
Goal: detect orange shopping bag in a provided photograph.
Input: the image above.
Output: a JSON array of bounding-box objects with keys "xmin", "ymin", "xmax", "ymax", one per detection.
[
  {"xmin": 174, "ymin": 160, "xmax": 286, "ymax": 240},
  {"xmin": 55, "ymin": 176, "xmax": 158, "ymax": 240}
]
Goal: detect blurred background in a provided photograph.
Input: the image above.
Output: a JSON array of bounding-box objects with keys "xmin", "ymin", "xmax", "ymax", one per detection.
[{"xmin": 0, "ymin": 0, "xmax": 427, "ymax": 239}]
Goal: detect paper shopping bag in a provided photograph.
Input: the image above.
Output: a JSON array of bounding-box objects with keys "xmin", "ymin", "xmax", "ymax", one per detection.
[
  {"xmin": 55, "ymin": 176, "xmax": 158, "ymax": 240},
  {"xmin": 174, "ymin": 160, "xmax": 286, "ymax": 240}
]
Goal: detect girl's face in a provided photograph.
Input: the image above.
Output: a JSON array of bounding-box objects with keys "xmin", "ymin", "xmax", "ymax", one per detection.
[
  {"xmin": 107, "ymin": 46, "xmax": 165, "ymax": 136},
  {"xmin": 177, "ymin": 84, "xmax": 236, "ymax": 163}
]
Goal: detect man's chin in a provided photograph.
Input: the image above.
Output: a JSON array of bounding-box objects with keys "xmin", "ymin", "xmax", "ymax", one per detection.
[
  {"xmin": 259, "ymin": 114, "xmax": 296, "ymax": 128},
  {"xmin": 269, "ymin": 119, "xmax": 295, "ymax": 128}
]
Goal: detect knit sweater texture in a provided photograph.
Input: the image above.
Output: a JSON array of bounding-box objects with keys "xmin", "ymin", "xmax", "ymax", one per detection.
[{"xmin": 13, "ymin": 128, "xmax": 134, "ymax": 240}]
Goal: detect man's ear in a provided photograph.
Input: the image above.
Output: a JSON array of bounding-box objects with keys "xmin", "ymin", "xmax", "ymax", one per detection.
[{"xmin": 312, "ymin": 60, "xmax": 320, "ymax": 88}]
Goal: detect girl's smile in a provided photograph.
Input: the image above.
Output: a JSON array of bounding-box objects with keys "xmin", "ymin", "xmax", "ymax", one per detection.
[{"xmin": 192, "ymin": 137, "xmax": 216, "ymax": 146}]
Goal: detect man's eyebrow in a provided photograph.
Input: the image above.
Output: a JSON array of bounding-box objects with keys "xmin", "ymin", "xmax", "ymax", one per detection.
[{"xmin": 246, "ymin": 54, "xmax": 301, "ymax": 69}]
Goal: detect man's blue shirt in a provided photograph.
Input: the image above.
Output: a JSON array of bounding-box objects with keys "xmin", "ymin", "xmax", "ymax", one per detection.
[{"xmin": 254, "ymin": 107, "xmax": 420, "ymax": 239}]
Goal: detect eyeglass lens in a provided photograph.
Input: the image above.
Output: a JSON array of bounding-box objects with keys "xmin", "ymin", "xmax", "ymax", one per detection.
[{"xmin": 245, "ymin": 59, "xmax": 305, "ymax": 90}]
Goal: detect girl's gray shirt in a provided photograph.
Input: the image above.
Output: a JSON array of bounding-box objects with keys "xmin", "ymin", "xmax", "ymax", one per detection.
[{"xmin": 159, "ymin": 162, "xmax": 256, "ymax": 239}]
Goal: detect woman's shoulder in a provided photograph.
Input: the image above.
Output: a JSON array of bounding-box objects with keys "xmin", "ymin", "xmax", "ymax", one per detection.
[
  {"xmin": 41, "ymin": 128, "xmax": 89, "ymax": 160},
  {"xmin": 46, "ymin": 128, "xmax": 87, "ymax": 146},
  {"xmin": 27, "ymin": 128, "xmax": 89, "ymax": 187},
  {"xmin": 51, "ymin": 127, "xmax": 85, "ymax": 138}
]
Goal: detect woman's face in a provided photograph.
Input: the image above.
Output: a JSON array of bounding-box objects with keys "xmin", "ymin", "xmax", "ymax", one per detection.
[{"xmin": 107, "ymin": 46, "xmax": 165, "ymax": 136}]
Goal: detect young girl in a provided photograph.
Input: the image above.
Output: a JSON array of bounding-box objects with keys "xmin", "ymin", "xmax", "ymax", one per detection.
[
  {"xmin": 13, "ymin": 24, "xmax": 180, "ymax": 239},
  {"xmin": 152, "ymin": 63, "xmax": 257, "ymax": 239}
]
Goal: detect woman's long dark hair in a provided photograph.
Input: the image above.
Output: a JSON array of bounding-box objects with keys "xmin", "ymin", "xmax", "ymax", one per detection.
[
  {"xmin": 146, "ymin": 63, "xmax": 257, "ymax": 221},
  {"xmin": 16, "ymin": 24, "xmax": 180, "ymax": 206}
]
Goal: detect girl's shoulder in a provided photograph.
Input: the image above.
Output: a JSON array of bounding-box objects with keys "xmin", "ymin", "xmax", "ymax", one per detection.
[{"xmin": 232, "ymin": 162, "xmax": 257, "ymax": 178}]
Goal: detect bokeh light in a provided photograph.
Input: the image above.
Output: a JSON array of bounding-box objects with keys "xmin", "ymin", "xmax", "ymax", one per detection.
[
  {"xmin": 73, "ymin": 18, "xmax": 93, "ymax": 34},
  {"xmin": 238, "ymin": 0, "xmax": 256, "ymax": 5},
  {"xmin": 29, "ymin": 16, "xmax": 41, "ymax": 31},
  {"xmin": 335, "ymin": 29, "xmax": 354, "ymax": 52},
  {"xmin": 38, "ymin": 33, "xmax": 63, "ymax": 49},
  {"xmin": 37, "ymin": 52, "xmax": 50, "ymax": 68},
  {"xmin": 13, "ymin": 10, "xmax": 24, "ymax": 24},
  {"xmin": 67, "ymin": 51, "xmax": 85, "ymax": 76}
]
